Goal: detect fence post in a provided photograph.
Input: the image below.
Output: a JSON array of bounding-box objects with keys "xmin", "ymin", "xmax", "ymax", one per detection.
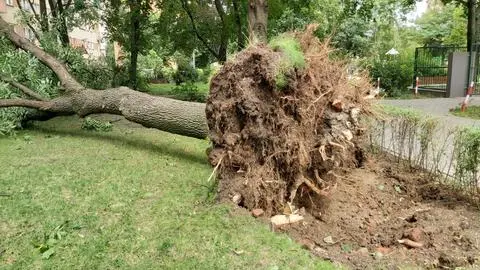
[
  {"xmin": 413, "ymin": 48, "xmax": 418, "ymax": 90},
  {"xmin": 415, "ymin": 77, "xmax": 419, "ymax": 96},
  {"xmin": 461, "ymin": 81, "xmax": 475, "ymax": 112}
]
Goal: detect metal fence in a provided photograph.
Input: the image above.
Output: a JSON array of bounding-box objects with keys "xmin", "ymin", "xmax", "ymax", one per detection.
[{"xmin": 413, "ymin": 46, "xmax": 467, "ymax": 92}]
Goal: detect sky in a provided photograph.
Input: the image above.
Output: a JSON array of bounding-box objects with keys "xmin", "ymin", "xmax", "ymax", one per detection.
[{"xmin": 406, "ymin": 0, "xmax": 428, "ymax": 22}]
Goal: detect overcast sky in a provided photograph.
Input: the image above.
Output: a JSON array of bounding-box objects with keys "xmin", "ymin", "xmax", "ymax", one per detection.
[{"xmin": 407, "ymin": 0, "xmax": 428, "ymax": 21}]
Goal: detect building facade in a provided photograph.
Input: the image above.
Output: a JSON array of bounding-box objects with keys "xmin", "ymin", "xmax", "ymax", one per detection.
[{"xmin": 0, "ymin": 0, "xmax": 106, "ymax": 58}]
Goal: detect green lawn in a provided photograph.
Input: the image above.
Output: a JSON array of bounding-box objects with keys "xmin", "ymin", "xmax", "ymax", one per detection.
[
  {"xmin": 147, "ymin": 83, "xmax": 209, "ymax": 96},
  {"xmin": 451, "ymin": 105, "xmax": 480, "ymax": 120},
  {"xmin": 0, "ymin": 116, "xmax": 333, "ymax": 269}
]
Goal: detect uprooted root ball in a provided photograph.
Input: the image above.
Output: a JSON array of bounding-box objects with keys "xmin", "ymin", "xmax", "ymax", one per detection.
[{"xmin": 206, "ymin": 26, "xmax": 372, "ymax": 217}]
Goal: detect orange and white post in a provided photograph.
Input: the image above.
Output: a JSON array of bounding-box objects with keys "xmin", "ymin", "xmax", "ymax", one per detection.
[
  {"xmin": 461, "ymin": 81, "xmax": 475, "ymax": 112},
  {"xmin": 415, "ymin": 77, "xmax": 419, "ymax": 96}
]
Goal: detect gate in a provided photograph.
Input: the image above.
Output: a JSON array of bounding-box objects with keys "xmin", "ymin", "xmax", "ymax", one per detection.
[{"xmin": 413, "ymin": 46, "xmax": 467, "ymax": 92}]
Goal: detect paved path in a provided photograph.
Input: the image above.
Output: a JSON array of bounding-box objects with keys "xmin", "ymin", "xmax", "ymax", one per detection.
[{"xmin": 379, "ymin": 97, "xmax": 480, "ymax": 128}]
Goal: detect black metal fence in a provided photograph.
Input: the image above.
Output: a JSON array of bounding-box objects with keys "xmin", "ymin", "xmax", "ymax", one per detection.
[{"xmin": 413, "ymin": 46, "xmax": 467, "ymax": 92}]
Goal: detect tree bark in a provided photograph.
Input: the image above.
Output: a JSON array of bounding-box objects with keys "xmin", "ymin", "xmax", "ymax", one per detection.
[
  {"xmin": 467, "ymin": 0, "xmax": 476, "ymax": 50},
  {"xmin": 232, "ymin": 0, "xmax": 245, "ymax": 50},
  {"xmin": 56, "ymin": 0, "xmax": 70, "ymax": 47},
  {"xmin": 39, "ymin": 0, "xmax": 49, "ymax": 33},
  {"xmin": 214, "ymin": 0, "xmax": 228, "ymax": 62},
  {"xmin": 128, "ymin": 0, "xmax": 141, "ymax": 89},
  {"xmin": 476, "ymin": 2, "xmax": 480, "ymax": 44},
  {"xmin": 0, "ymin": 16, "xmax": 208, "ymax": 139},
  {"xmin": 248, "ymin": 0, "xmax": 268, "ymax": 43}
]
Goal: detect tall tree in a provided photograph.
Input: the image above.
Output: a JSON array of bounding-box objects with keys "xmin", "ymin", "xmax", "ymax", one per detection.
[
  {"xmin": 104, "ymin": 0, "xmax": 152, "ymax": 89},
  {"xmin": 248, "ymin": 0, "xmax": 268, "ymax": 43},
  {"xmin": 442, "ymin": 0, "xmax": 478, "ymax": 49}
]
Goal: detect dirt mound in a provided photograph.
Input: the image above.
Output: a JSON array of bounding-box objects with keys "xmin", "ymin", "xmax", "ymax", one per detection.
[
  {"xmin": 206, "ymin": 26, "xmax": 371, "ymax": 216},
  {"xmin": 278, "ymin": 158, "xmax": 480, "ymax": 269}
]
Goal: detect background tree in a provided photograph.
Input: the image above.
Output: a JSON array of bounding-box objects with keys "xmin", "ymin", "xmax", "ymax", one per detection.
[
  {"xmin": 415, "ymin": 2, "xmax": 467, "ymax": 46},
  {"xmin": 103, "ymin": 0, "xmax": 152, "ymax": 89},
  {"xmin": 441, "ymin": 0, "xmax": 478, "ymax": 49}
]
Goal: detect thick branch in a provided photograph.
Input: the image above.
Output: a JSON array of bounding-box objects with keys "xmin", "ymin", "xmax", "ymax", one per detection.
[
  {"xmin": 0, "ymin": 17, "xmax": 83, "ymax": 92},
  {"xmin": 0, "ymin": 99, "xmax": 51, "ymax": 109},
  {"xmin": 1, "ymin": 77, "xmax": 48, "ymax": 101},
  {"xmin": 180, "ymin": 0, "xmax": 220, "ymax": 60}
]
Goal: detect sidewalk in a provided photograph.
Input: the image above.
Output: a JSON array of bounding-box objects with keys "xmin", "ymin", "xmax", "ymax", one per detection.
[{"xmin": 379, "ymin": 97, "xmax": 480, "ymax": 128}]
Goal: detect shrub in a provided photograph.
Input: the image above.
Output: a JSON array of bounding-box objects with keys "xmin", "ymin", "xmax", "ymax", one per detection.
[
  {"xmin": 169, "ymin": 82, "xmax": 206, "ymax": 102},
  {"xmin": 173, "ymin": 62, "xmax": 198, "ymax": 85},
  {"xmin": 368, "ymin": 54, "xmax": 414, "ymax": 97}
]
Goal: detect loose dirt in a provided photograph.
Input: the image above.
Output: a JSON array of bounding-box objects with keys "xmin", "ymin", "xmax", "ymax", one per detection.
[{"xmin": 273, "ymin": 157, "xmax": 480, "ymax": 269}]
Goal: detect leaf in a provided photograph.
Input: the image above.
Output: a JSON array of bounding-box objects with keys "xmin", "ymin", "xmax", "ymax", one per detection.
[
  {"xmin": 394, "ymin": 185, "xmax": 402, "ymax": 193},
  {"xmin": 377, "ymin": 185, "xmax": 385, "ymax": 191},
  {"xmin": 41, "ymin": 248, "xmax": 55, "ymax": 259}
]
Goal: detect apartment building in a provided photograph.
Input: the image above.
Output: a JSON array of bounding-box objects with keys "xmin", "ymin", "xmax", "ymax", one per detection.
[{"xmin": 0, "ymin": 0, "xmax": 107, "ymax": 58}]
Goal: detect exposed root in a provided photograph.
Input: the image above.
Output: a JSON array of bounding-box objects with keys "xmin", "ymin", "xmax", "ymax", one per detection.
[{"xmin": 206, "ymin": 25, "xmax": 372, "ymax": 215}]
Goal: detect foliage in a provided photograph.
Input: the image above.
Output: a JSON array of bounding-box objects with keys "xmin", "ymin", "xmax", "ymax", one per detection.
[
  {"xmin": 370, "ymin": 105, "xmax": 480, "ymax": 204},
  {"xmin": 170, "ymin": 52, "xmax": 199, "ymax": 84},
  {"xmin": 415, "ymin": 3, "xmax": 467, "ymax": 47},
  {"xmin": 170, "ymin": 82, "xmax": 207, "ymax": 102},
  {"xmin": 269, "ymin": 35, "xmax": 306, "ymax": 89},
  {"xmin": 368, "ymin": 54, "xmax": 415, "ymax": 97},
  {"xmin": 148, "ymin": 82, "xmax": 209, "ymax": 97},
  {"xmin": 81, "ymin": 117, "xmax": 113, "ymax": 132},
  {"xmin": 0, "ymin": 37, "xmax": 58, "ymax": 135},
  {"xmin": 0, "ymin": 116, "xmax": 335, "ymax": 269},
  {"xmin": 454, "ymin": 127, "xmax": 480, "ymax": 192},
  {"xmin": 138, "ymin": 50, "xmax": 166, "ymax": 81}
]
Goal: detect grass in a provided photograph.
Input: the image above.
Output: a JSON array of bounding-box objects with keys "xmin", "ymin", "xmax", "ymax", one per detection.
[
  {"xmin": 147, "ymin": 82, "xmax": 209, "ymax": 96},
  {"xmin": 383, "ymin": 92, "xmax": 442, "ymax": 100},
  {"xmin": 451, "ymin": 105, "xmax": 480, "ymax": 120},
  {"xmin": 0, "ymin": 116, "xmax": 334, "ymax": 269},
  {"xmin": 269, "ymin": 35, "xmax": 306, "ymax": 89}
]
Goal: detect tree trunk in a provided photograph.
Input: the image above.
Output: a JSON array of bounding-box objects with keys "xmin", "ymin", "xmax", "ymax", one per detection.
[
  {"xmin": 248, "ymin": 0, "xmax": 268, "ymax": 43},
  {"xmin": 56, "ymin": 0, "xmax": 70, "ymax": 47},
  {"xmin": 0, "ymin": 16, "xmax": 208, "ymax": 139},
  {"xmin": 1, "ymin": 88, "xmax": 208, "ymax": 138},
  {"xmin": 128, "ymin": 0, "xmax": 141, "ymax": 89},
  {"xmin": 467, "ymin": 0, "xmax": 476, "ymax": 50},
  {"xmin": 214, "ymin": 0, "xmax": 229, "ymax": 63},
  {"xmin": 232, "ymin": 0, "xmax": 245, "ymax": 50},
  {"xmin": 476, "ymin": 2, "xmax": 480, "ymax": 44},
  {"xmin": 39, "ymin": 0, "xmax": 49, "ymax": 33}
]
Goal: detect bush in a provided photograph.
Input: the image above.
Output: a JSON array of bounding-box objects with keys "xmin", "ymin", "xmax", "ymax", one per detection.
[
  {"xmin": 169, "ymin": 82, "xmax": 206, "ymax": 102},
  {"xmin": 172, "ymin": 62, "xmax": 198, "ymax": 85},
  {"xmin": 368, "ymin": 55, "xmax": 414, "ymax": 97}
]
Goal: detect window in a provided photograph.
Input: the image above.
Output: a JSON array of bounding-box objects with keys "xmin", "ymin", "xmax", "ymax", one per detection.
[{"xmin": 6, "ymin": 0, "xmax": 13, "ymax": 6}]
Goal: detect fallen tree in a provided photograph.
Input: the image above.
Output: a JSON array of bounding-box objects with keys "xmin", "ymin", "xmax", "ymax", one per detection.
[
  {"xmin": 1, "ymin": 16, "xmax": 372, "ymax": 216},
  {"xmin": 0, "ymin": 17, "xmax": 208, "ymax": 139}
]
